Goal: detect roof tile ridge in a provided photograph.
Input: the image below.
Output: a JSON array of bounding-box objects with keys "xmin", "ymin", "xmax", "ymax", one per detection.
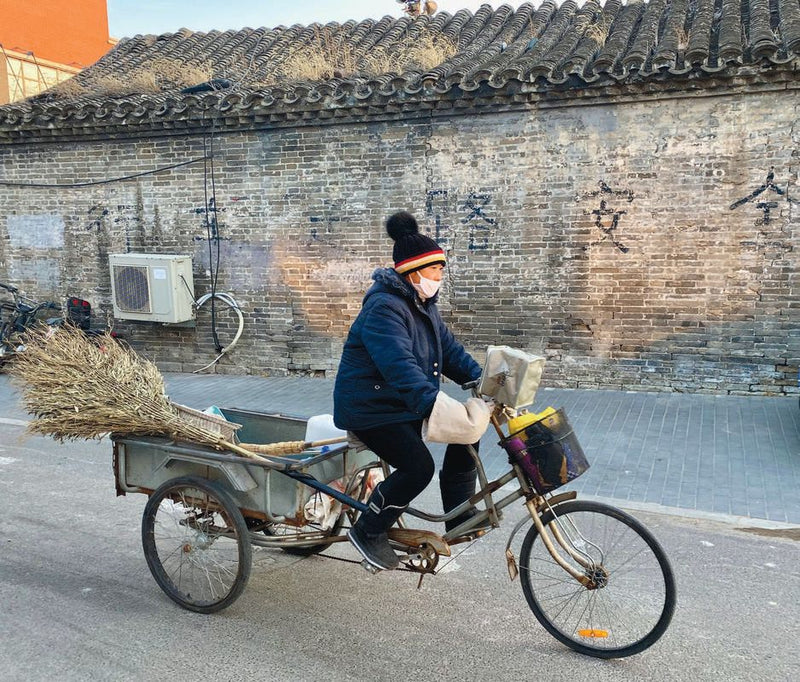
[
  {"xmin": 716, "ymin": 0, "xmax": 744, "ymax": 61},
  {"xmin": 522, "ymin": 0, "xmax": 583, "ymax": 80},
  {"xmin": 684, "ymin": 0, "xmax": 715, "ymax": 65},
  {"xmin": 546, "ymin": 0, "xmax": 606, "ymax": 80},
  {"xmin": 451, "ymin": 3, "xmax": 496, "ymax": 53},
  {"xmin": 186, "ymin": 28, "xmax": 239, "ymax": 74},
  {"xmin": 748, "ymin": 0, "xmax": 780, "ymax": 57},
  {"xmin": 307, "ymin": 18, "xmax": 378, "ymax": 81},
  {"xmin": 455, "ymin": 5, "xmax": 525, "ymax": 86},
  {"xmin": 437, "ymin": 7, "xmax": 475, "ymax": 43},
  {"xmin": 651, "ymin": 0, "xmax": 689, "ymax": 69},
  {"xmin": 463, "ymin": 3, "xmax": 540, "ymax": 83},
  {"xmin": 622, "ymin": 0, "xmax": 668, "ymax": 71},
  {"xmin": 249, "ymin": 24, "xmax": 308, "ymax": 87},
  {"xmin": 434, "ymin": 10, "xmax": 497, "ymax": 88},
  {"xmin": 592, "ymin": 0, "xmax": 645, "ymax": 76},
  {"xmin": 217, "ymin": 91, "xmax": 245, "ymax": 111},
  {"xmin": 558, "ymin": 0, "xmax": 606, "ymax": 75},
  {"xmin": 520, "ymin": 0, "xmax": 575, "ymax": 62},
  {"xmin": 221, "ymin": 27, "xmax": 273, "ymax": 86},
  {"xmin": 779, "ymin": 0, "xmax": 800, "ymax": 53}
]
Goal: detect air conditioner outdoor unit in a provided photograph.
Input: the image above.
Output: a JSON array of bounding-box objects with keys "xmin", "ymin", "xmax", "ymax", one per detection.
[{"xmin": 109, "ymin": 254, "xmax": 195, "ymax": 323}]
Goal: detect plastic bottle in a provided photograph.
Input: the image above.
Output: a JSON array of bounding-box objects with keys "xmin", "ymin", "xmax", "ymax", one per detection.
[{"xmin": 304, "ymin": 414, "xmax": 348, "ymax": 444}]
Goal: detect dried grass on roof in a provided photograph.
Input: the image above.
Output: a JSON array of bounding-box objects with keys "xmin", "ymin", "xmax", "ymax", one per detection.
[
  {"xmin": 268, "ymin": 26, "xmax": 457, "ymax": 85},
  {"xmin": 54, "ymin": 58, "xmax": 213, "ymax": 98}
]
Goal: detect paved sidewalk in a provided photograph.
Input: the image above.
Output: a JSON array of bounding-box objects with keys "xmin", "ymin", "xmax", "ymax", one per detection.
[{"xmin": 2, "ymin": 372, "xmax": 798, "ymax": 524}]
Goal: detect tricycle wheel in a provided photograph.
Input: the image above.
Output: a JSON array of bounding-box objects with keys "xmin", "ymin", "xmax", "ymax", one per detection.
[{"xmin": 142, "ymin": 476, "xmax": 252, "ymax": 613}]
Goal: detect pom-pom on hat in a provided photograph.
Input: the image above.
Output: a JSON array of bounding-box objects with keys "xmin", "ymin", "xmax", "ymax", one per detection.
[{"xmin": 386, "ymin": 211, "xmax": 446, "ymax": 275}]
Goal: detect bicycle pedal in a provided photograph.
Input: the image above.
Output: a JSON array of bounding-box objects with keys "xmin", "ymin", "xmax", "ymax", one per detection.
[{"xmin": 360, "ymin": 559, "xmax": 382, "ymax": 575}]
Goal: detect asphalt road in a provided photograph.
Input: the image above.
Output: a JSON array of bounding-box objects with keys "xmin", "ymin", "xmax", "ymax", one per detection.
[{"xmin": 1, "ymin": 423, "xmax": 799, "ymax": 682}]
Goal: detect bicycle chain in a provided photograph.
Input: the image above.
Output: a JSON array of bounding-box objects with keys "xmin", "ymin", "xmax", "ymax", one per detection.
[{"xmin": 317, "ymin": 532, "xmax": 483, "ymax": 576}]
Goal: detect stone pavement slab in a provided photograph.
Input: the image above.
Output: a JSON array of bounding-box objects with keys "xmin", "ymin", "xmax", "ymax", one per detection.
[{"xmin": 2, "ymin": 372, "xmax": 798, "ymax": 524}]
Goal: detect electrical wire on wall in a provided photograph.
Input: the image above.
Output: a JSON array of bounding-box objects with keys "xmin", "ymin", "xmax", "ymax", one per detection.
[
  {"xmin": 177, "ymin": 276, "xmax": 244, "ymax": 372},
  {"xmin": 202, "ymin": 120, "xmax": 223, "ymax": 355},
  {"xmin": 193, "ymin": 292, "xmax": 245, "ymax": 373},
  {"xmin": 0, "ymin": 114, "xmax": 247, "ymax": 372},
  {"xmin": 194, "ymin": 118, "xmax": 246, "ymax": 373},
  {"xmin": 0, "ymin": 157, "xmax": 208, "ymax": 188}
]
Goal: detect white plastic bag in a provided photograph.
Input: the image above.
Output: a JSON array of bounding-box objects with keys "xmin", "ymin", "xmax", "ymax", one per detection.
[
  {"xmin": 477, "ymin": 346, "xmax": 545, "ymax": 409},
  {"xmin": 303, "ymin": 469, "xmax": 384, "ymax": 529}
]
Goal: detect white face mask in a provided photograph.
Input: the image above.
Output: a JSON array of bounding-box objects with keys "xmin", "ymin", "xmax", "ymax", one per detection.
[{"xmin": 411, "ymin": 273, "xmax": 441, "ymax": 300}]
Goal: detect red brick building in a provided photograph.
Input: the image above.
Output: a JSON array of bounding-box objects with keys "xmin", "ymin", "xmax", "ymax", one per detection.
[{"xmin": 0, "ymin": 0, "xmax": 113, "ymax": 103}]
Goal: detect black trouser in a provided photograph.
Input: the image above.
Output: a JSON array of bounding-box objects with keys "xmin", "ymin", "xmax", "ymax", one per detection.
[{"xmin": 353, "ymin": 420, "xmax": 478, "ymax": 508}]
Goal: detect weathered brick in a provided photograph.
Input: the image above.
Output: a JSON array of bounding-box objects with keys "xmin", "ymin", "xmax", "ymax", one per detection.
[{"xmin": 0, "ymin": 91, "xmax": 797, "ymax": 395}]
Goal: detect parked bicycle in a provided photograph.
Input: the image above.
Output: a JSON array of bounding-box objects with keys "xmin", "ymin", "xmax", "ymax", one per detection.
[
  {"xmin": 0, "ymin": 283, "xmax": 120, "ymax": 364},
  {"xmin": 0, "ymin": 283, "xmax": 61, "ymax": 363}
]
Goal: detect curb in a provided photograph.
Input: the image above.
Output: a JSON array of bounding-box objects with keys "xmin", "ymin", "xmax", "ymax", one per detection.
[{"xmin": 580, "ymin": 494, "xmax": 800, "ymax": 532}]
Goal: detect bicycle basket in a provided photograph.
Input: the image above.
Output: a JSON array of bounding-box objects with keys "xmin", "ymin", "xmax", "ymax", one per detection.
[{"xmin": 500, "ymin": 409, "xmax": 589, "ymax": 494}]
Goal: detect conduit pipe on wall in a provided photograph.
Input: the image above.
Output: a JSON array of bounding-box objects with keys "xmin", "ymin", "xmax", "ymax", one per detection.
[{"xmin": 193, "ymin": 292, "xmax": 244, "ymax": 373}]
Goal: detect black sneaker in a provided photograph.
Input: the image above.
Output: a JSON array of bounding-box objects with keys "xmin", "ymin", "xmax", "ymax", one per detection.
[{"xmin": 348, "ymin": 526, "xmax": 400, "ymax": 570}]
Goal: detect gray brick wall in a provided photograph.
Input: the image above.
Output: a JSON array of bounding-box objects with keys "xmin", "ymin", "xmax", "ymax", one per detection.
[{"xmin": 1, "ymin": 89, "xmax": 798, "ymax": 395}]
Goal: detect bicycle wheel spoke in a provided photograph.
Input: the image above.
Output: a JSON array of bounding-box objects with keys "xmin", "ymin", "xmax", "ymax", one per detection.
[
  {"xmin": 142, "ymin": 477, "xmax": 252, "ymax": 612},
  {"xmin": 606, "ymin": 544, "xmax": 658, "ymax": 577},
  {"xmin": 518, "ymin": 501, "xmax": 675, "ymax": 658}
]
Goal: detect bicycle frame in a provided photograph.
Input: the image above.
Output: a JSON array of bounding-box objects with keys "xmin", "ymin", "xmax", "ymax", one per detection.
[
  {"xmin": 0, "ymin": 284, "xmax": 61, "ymax": 345},
  {"xmin": 261, "ymin": 410, "xmax": 593, "ymax": 587}
]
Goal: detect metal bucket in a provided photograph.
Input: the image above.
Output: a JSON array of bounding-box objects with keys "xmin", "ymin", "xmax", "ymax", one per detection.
[{"xmin": 500, "ymin": 408, "xmax": 590, "ymax": 494}]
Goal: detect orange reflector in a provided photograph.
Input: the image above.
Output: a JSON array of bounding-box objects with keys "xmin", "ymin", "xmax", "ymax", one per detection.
[{"xmin": 578, "ymin": 629, "xmax": 609, "ymax": 639}]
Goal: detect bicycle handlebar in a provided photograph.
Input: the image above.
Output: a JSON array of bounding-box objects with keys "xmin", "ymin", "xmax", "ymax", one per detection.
[{"xmin": 0, "ymin": 283, "xmax": 60, "ymax": 312}]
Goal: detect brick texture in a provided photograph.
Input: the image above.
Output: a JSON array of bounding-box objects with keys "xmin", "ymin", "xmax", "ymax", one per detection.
[{"xmin": 0, "ymin": 90, "xmax": 798, "ymax": 394}]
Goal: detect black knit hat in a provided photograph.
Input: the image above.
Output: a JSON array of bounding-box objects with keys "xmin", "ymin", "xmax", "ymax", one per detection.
[{"xmin": 386, "ymin": 211, "xmax": 446, "ymax": 275}]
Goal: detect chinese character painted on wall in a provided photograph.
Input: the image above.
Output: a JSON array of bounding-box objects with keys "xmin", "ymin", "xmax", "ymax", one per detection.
[
  {"xmin": 582, "ymin": 181, "xmax": 634, "ymax": 253},
  {"xmin": 426, "ymin": 189, "xmax": 450, "ymax": 246},
  {"xmin": 460, "ymin": 191, "xmax": 497, "ymax": 251},
  {"xmin": 425, "ymin": 188, "xmax": 498, "ymax": 250},
  {"xmin": 729, "ymin": 167, "xmax": 799, "ymax": 224},
  {"xmin": 308, "ymin": 198, "xmax": 346, "ymax": 244}
]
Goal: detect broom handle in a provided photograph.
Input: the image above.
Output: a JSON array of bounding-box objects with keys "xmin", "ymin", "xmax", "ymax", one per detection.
[
  {"xmin": 218, "ymin": 436, "xmax": 349, "ymax": 462},
  {"xmin": 307, "ymin": 436, "xmax": 349, "ymax": 448},
  {"xmin": 237, "ymin": 436, "xmax": 349, "ymax": 452},
  {"xmin": 218, "ymin": 439, "xmax": 281, "ymax": 462}
]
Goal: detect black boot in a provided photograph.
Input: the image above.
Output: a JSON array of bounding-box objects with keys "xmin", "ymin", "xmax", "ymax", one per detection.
[
  {"xmin": 440, "ymin": 468, "xmax": 491, "ymax": 534},
  {"xmin": 348, "ymin": 483, "xmax": 406, "ymax": 571}
]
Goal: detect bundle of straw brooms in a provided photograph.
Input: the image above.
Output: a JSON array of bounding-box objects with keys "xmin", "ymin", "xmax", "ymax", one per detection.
[{"xmin": 9, "ymin": 325, "xmax": 345, "ymax": 460}]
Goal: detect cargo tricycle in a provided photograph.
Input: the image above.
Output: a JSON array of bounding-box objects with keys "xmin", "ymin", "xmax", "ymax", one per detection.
[
  {"xmin": 114, "ymin": 346, "xmax": 676, "ymax": 658},
  {"xmin": 113, "ymin": 378, "xmax": 675, "ymax": 659}
]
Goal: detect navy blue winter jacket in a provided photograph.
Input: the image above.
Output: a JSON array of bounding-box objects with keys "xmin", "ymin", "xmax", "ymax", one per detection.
[{"xmin": 333, "ymin": 268, "xmax": 481, "ymax": 431}]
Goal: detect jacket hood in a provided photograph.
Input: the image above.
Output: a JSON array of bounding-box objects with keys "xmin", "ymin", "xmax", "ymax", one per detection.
[{"xmin": 365, "ymin": 267, "xmax": 439, "ymax": 305}]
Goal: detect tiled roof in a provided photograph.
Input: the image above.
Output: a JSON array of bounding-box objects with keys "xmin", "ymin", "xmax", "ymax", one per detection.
[{"xmin": 1, "ymin": 0, "xmax": 798, "ymax": 139}]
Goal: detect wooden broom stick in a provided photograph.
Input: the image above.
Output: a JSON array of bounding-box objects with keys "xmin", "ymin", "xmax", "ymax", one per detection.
[{"xmin": 236, "ymin": 435, "xmax": 349, "ymax": 456}]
